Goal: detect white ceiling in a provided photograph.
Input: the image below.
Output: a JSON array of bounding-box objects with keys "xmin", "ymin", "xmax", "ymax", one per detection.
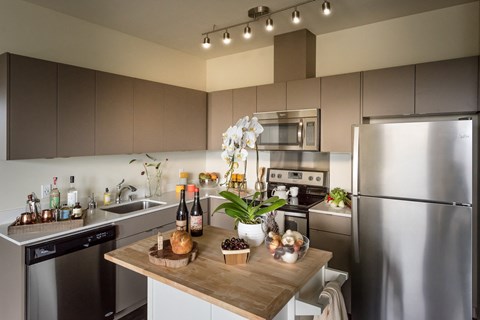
[{"xmin": 22, "ymin": 0, "xmax": 477, "ymax": 60}]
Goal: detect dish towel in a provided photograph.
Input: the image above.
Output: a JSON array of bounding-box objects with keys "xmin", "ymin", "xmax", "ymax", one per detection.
[{"xmin": 313, "ymin": 281, "xmax": 348, "ymax": 320}]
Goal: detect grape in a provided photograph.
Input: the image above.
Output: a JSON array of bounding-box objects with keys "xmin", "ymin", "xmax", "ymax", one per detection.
[{"xmin": 221, "ymin": 237, "xmax": 250, "ymax": 250}]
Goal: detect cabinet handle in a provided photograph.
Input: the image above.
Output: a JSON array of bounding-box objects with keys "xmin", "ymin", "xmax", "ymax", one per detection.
[{"xmin": 352, "ymin": 196, "xmax": 360, "ymax": 263}]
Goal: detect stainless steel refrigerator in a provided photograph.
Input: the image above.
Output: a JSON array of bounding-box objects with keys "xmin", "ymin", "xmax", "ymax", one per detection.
[{"xmin": 351, "ymin": 118, "xmax": 477, "ymax": 320}]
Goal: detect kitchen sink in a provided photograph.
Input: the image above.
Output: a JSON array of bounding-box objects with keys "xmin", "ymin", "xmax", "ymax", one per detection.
[{"xmin": 102, "ymin": 200, "xmax": 166, "ymax": 214}]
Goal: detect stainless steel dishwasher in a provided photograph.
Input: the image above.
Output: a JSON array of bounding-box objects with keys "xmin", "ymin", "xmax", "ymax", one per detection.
[{"xmin": 25, "ymin": 225, "xmax": 116, "ymax": 320}]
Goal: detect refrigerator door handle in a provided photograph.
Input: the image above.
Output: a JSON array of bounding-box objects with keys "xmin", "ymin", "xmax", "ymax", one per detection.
[
  {"xmin": 352, "ymin": 126, "xmax": 359, "ymax": 195},
  {"xmin": 352, "ymin": 196, "xmax": 360, "ymax": 263}
]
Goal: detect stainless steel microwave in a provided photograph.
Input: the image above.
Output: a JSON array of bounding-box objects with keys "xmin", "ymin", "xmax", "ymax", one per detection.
[{"xmin": 254, "ymin": 109, "xmax": 320, "ymax": 151}]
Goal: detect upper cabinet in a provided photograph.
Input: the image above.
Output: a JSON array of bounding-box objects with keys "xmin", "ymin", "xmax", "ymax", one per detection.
[
  {"xmin": 256, "ymin": 83, "xmax": 286, "ymax": 112},
  {"xmin": 233, "ymin": 86, "xmax": 256, "ymax": 121},
  {"xmin": 163, "ymin": 85, "xmax": 206, "ymax": 151},
  {"xmin": 133, "ymin": 79, "xmax": 165, "ymax": 154},
  {"xmin": 320, "ymin": 72, "xmax": 361, "ymax": 153},
  {"xmin": 208, "ymin": 90, "xmax": 232, "ymax": 150},
  {"xmin": 8, "ymin": 54, "xmax": 58, "ymax": 160},
  {"xmin": 362, "ymin": 65, "xmax": 415, "ymax": 117},
  {"xmin": 415, "ymin": 56, "xmax": 478, "ymax": 114},
  {"xmin": 95, "ymin": 72, "xmax": 134, "ymax": 155},
  {"xmin": 286, "ymin": 78, "xmax": 320, "ymax": 110},
  {"xmin": 57, "ymin": 64, "xmax": 96, "ymax": 157}
]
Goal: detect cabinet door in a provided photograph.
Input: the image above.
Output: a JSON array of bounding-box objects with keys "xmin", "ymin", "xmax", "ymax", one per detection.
[
  {"xmin": 416, "ymin": 56, "xmax": 478, "ymax": 114},
  {"xmin": 256, "ymin": 82, "xmax": 286, "ymax": 112},
  {"xmin": 9, "ymin": 54, "xmax": 57, "ymax": 159},
  {"xmin": 95, "ymin": 72, "xmax": 134, "ymax": 155},
  {"xmin": 209, "ymin": 198, "xmax": 235, "ymax": 230},
  {"xmin": 164, "ymin": 85, "xmax": 207, "ymax": 151},
  {"xmin": 57, "ymin": 64, "xmax": 95, "ymax": 157},
  {"xmin": 208, "ymin": 90, "xmax": 232, "ymax": 150},
  {"xmin": 133, "ymin": 79, "xmax": 164, "ymax": 153},
  {"xmin": 286, "ymin": 77, "xmax": 320, "ymax": 110},
  {"xmin": 363, "ymin": 65, "xmax": 415, "ymax": 117},
  {"xmin": 320, "ymin": 72, "xmax": 361, "ymax": 153},
  {"xmin": 233, "ymin": 86, "xmax": 256, "ymax": 121}
]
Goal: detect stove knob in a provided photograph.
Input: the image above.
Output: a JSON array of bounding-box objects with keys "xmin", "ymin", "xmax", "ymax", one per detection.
[
  {"xmin": 271, "ymin": 173, "xmax": 276, "ymax": 178},
  {"xmin": 308, "ymin": 176, "xmax": 313, "ymax": 181},
  {"xmin": 278, "ymin": 174, "xmax": 282, "ymax": 179},
  {"xmin": 316, "ymin": 176, "xmax": 321, "ymax": 182}
]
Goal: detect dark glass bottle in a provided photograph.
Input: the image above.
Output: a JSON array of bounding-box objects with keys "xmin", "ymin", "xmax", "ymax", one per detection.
[
  {"xmin": 176, "ymin": 189, "xmax": 188, "ymax": 231},
  {"xmin": 190, "ymin": 188, "xmax": 203, "ymax": 237}
]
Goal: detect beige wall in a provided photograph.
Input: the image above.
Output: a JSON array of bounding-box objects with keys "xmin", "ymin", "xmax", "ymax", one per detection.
[
  {"xmin": 0, "ymin": 0, "xmax": 206, "ymax": 90},
  {"xmin": 206, "ymin": 2, "xmax": 480, "ymax": 91}
]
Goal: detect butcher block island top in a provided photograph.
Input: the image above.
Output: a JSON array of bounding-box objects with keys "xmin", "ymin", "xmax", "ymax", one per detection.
[{"xmin": 105, "ymin": 226, "xmax": 333, "ymax": 320}]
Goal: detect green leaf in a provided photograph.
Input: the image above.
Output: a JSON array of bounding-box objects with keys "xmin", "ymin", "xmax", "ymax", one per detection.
[
  {"xmin": 146, "ymin": 154, "xmax": 156, "ymax": 161},
  {"xmin": 218, "ymin": 191, "xmax": 248, "ymax": 210},
  {"xmin": 129, "ymin": 159, "xmax": 137, "ymax": 164}
]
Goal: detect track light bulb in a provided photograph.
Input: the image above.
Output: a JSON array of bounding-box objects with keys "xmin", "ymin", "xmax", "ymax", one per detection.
[
  {"xmin": 223, "ymin": 30, "xmax": 231, "ymax": 44},
  {"xmin": 292, "ymin": 8, "xmax": 301, "ymax": 24},
  {"xmin": 202, "ymin": 35, "xmax": 211, "ymax": 49},
  {"xmin": 243, "ymin": 25, "xmax": 252, "ymax": 39},
  {"xmin": 322, "ymin": 1, "xmax": 331, "ymax": 16},
  {"xmin": 265, "ymin": 17, "xmax": 274, "ymax": 31}
]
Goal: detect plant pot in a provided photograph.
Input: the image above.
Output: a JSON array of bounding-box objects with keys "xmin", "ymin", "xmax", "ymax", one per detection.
[{"xmin": 237, "ymin": 222, "xmax": 265, "ymax": 247}]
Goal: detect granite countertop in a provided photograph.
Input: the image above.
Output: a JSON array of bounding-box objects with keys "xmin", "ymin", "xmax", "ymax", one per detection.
[
  {"xmin": 0, "ymin": 187, "xmax": 235, "ymax": 246},
  {"xmin": 105, "ymin": 226, "xmax": 333, "ymax": 320},
  {"xmin": 309, "ymin": 201, "xmax": 352, "ymax": 218}
]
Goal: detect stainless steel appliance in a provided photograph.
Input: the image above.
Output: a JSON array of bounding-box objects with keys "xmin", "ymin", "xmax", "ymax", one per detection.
[
  {"xmin": 267, "ymin": 168, "xmax": 328, "ymax": 236},
  {"xmin": 254, "ymin": 109, "xmax": 320, "ymax": 151},
  {"xmin": 352, "ymin": 118, "xmax": 477, "ymax": 320},
  {"xmin": 26, "ymin": 225, "xmax": 116, "ymax": 320}
]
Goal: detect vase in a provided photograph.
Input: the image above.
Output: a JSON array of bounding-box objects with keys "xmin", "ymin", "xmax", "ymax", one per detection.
[{"xmin": 237, "ymin": 222, "xmax": 265, "ymax": 247}]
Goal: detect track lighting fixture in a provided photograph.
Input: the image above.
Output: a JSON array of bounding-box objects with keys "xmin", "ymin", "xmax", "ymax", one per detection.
[
  {"xmin": 202, "ymin": 35, "xmax": 211, "ymax": 49},
  {"xmin": 322, "ymin": 1, "xmax": 332, "ymax": 16},
  {"xmin": 223, "ymin": 30, "xmax": 231, "ymax": 44},
  {"xmin": 243, "ymin": 25, "xmax": 252, "ymax": 39},
  {"xmin": 292, "ymin": 8, "xmax": 301, "ymax": 24},
  {"xmin": 265, "ymin": 17, "xmax": 274, "ymax": 31},
  {"xmin": 201, "ymin": 0, "xmax": 334, "ymax": 49}
]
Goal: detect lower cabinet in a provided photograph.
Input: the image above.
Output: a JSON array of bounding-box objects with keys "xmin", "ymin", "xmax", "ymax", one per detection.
[
  {"xmin": 309, "ymin": 212, "xmax": 352, "ymax": 313},
  {"xmin": 209, "ymin": 198, "xmax": 235, "ymax": 230}
]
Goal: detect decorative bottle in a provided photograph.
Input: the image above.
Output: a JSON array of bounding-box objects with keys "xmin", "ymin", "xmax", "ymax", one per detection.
[
  {"xmin": 50, "ymin": 177, "xmax": 60, "ymax": 209},
  {"xmin": 67, "ymin": 176, "xmax": 78, "ymax": 207},
  {"xmin": 190, "ymin": 188, "xmax": 203, "ymax": 237},
  {"xmin": 175, "ymin": 189, "xmax": 188, "ymax": 232}
]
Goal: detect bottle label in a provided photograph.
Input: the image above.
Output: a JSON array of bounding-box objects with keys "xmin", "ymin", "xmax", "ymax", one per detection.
[
  {"xmin": 50, "ymin": 196, "xmax": 60, "ymax": 209},
  {"xmin": 67, "ymin": 191, "xmax": 78, "ymax": 207},
  {"xmin": 72, "ymin": 208, "xmax": 82, "ymax": 217},
  {"xmin": 190, "ymin": 216, "xmax": 203, "ymax": 231},
  {"xmin": 176, "ymin": 219, "xmax": 187, "ymax": 231}
]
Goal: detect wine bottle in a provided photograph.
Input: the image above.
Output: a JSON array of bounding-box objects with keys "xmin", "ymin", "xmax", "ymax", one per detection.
[
  {"xmin": 175, "ymin": 189, "xmax": 188, "ymax": 232},
  {"xmin": 190, "ymin": 188, "xmax": 203, "ymax": 237}
]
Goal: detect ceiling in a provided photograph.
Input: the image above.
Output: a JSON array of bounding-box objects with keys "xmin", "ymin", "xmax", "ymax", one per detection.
[{"xmin": 22, "ymin": 0, "xmax": 477, "ymax": 60}]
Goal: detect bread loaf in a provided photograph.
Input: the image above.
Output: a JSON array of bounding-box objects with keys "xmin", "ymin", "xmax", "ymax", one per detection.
[{"xmin": 170, "ymin": 230, "xmax": 193, "ymax": 254}]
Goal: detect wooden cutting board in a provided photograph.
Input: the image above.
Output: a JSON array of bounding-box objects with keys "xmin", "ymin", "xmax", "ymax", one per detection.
[{"xmin": 148, "ymin": 240, "xmax": 198, "ymax": 268}]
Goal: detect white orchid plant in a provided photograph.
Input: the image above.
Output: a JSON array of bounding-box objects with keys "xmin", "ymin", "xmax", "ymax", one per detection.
[{"xmin": 221, "ymin": 116, "xmax": 264, "ymax": 187}]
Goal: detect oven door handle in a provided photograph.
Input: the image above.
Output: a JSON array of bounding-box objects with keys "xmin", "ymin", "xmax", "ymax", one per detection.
[{"xmin": 297, "ymin": 119, "xmax": 303, "ymax": 147}]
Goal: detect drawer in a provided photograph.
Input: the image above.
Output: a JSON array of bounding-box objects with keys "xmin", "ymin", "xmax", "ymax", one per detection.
[
  {"xmin": 309, "ymin": 228, "xmax": 351, "ymax": 271},
  {"xmin": 309, "ymin": 212, "xmax": 351, "ymax": 235}
]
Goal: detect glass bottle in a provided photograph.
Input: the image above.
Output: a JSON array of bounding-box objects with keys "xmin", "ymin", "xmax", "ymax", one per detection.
[
  {"xmin": 190, "ymin": 188, "xmax": 203, "ymax": 237},
  {"xmin": 67, "ymin": 176, "xmax": 78, "ymax": 207},
  {"xmin": 50, "ymin": 177, "xmax": 60, "ymax": 209},
  {"xmin": 175, "ymin": 189, "xmax": 188, "ymax": 232},
  {"xmin": 72, "ymin": 202, "xmax": 82, "ymax": 219}
]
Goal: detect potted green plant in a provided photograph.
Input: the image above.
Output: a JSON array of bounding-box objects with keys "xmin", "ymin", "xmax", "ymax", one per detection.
[{"xmin": 213, "ymin": 190, "xmax": 286, "ymax": 246}]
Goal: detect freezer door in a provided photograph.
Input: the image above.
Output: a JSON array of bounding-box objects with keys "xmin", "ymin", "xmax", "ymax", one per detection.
[
  {"xmin": 355, "ymin": 119, "xmax": 472, "ymax": 204},
  {"xmin": 352, "ymin": 196, "xmax": 472, "ymax": 320}
]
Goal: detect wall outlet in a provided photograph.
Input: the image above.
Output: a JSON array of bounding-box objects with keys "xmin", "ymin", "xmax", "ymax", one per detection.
[{"xmin": 41, "ymin": 184, "xmax": 51, "ymax": 199}]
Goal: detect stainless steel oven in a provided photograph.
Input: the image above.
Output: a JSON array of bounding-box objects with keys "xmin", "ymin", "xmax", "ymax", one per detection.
[
  {"xmin": 254, "ymin": 109, "xmax": 320, "ymax": 151},
  {"xmin": 282, "ymin": 211, "xmax": 308, "ymax": 235}
]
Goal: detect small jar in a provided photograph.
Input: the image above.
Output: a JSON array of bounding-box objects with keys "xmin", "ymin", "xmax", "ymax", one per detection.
[
  {"xmin": 72, "ymin": 202, "xmax": 83, "ymax": 219},
  {"xmin": 59, "ymin": 204, "xmax": 71, "ymax": 221}
]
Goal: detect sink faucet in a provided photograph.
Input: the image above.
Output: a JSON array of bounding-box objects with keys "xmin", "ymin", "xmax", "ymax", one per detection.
[{"xmin": 116, "ymin": 179, "xmax": 137, "ymax": 203}]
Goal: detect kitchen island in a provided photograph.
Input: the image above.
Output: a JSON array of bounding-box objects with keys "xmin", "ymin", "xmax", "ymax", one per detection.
[{"xmin": 105, "ymin": 226, "xmax": 337, "ymax": 320}]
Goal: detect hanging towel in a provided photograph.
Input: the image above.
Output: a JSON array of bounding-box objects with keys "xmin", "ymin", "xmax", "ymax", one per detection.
[{"xmin": 313, "ymin": 281, "xmax": 348, "ymax": 320}]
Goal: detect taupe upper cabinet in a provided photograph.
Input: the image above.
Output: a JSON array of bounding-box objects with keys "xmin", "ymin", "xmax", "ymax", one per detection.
[
  {"xmin": 163, "ymin": 85, "xmax": 207, "ymax": 151},
  {"xmin": 416, "ymin": 56, "xmax": 478, "ymax": 114},
  {"xmin": 363, "ymin": 65, "xmax": 415, "ymax": 117},
  {"xmin": 320, "ymin": 72, "xmax": 361, "ymax": 153},
  {"xmin": 256, "ymin": 83, "xmax": 286, "ymax": 112},
  {"xmin": 95, "ymin": 72, "xmax": 134, "ymax": 155},
  {"xmin": 8, "ymin": 54, "xmax": 58, "ymax": 159},
  {"xmin": 133, "ymin": 79, "xmax": 164, "ymax": 153},
  {"xmin": 58, "ymin": 64, "xmax": 95, "ymax": 157},
  {"xmin": 233, "ymin": 86, "xmax": 256, "ymax": 121},
  {"xmin": 208, "ymin": 90, "xmax": 232, "ymax": 150},
  {"xmin": 286, "ymin": 77, "xmax": 320, "ymax": 110}
]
